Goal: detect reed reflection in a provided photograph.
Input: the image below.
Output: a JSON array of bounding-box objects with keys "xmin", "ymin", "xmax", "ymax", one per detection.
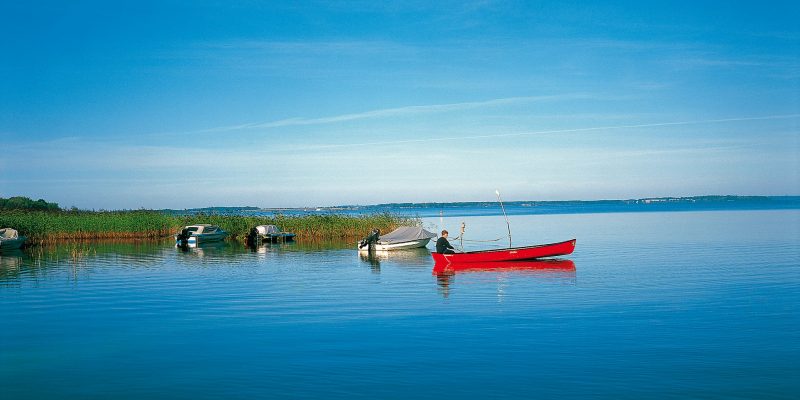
[
  {"xmin": 0, "ymin": 250, "xmax": 24, "ymax": 281},
  {"xmin": 434, "ymin": 259, "xmax": 577, "ymax": 297},
  {"xmin": 0, "ymin": 240, "xmax": 171, "ymax": 282}
]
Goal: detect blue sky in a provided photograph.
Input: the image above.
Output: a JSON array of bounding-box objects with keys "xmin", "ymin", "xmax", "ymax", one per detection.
[{"xmin": 2, "ymin": 1, "xmax": 798, "ymax": 209}]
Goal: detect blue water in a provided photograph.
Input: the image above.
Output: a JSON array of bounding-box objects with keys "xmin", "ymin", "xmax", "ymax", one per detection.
[{"xmin": 1, "ymin": 210, "xmax": 799, "ymax": 399}]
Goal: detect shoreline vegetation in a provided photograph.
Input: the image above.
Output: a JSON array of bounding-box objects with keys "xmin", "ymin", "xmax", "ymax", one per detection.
[
  {"xmin": 0, "ymin": 209, "xmax": 414, "ymax": 245},
  {"xmin": 2, "ymin": 195, "xmax": 797, "ymax": 246}
]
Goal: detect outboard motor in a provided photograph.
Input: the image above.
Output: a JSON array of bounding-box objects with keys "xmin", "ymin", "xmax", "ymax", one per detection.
[
  {"xmin": 176, "ymin": 228, "xmax": 192, "ymax": 248},
  {"xmin": 246, "ymin": 227, "xmax": 259, "ymax": 248},
  {"xmin": 358, "ymin": 228, "xmax": 380, "ymax": 251}
]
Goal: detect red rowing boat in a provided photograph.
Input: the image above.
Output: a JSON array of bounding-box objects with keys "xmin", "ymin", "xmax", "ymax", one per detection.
[{"xmin": 431, "ymin": 239, "xmax": 576, "ymax": 264}]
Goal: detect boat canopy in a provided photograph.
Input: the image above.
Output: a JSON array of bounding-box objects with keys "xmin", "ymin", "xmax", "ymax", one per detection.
[
  {"xmin": 255, "ymin": 225, "xmax": 282, "ymax": 235},
  {"xmin": 379, "ymin": 227, "xmax": 437, "ymax": 244},
  {"xmin": 183, "ymin": 225, "xmax": 219, "ymax": 234},
  {"xmin": 0, "ymin": 228, "xmax": 20, "ymax": 239}
]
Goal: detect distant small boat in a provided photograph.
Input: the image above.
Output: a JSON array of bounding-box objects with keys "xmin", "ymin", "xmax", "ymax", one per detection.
[
  {"xmin": 358, "ymin": 226, "xmax": 437, "ymax": 251},
  {"xmin": 431, "ymin": 239, "xmax": 576, "ymax": 264},
  {"xmin": 247, "ymin": 225, "xmax": 296, "ymax": 244},
  {"xmin": 175, "ymin": 224, "xmax": 228, "ymax": 247},
  {"xmin": 0, "ymin": 228, "xmax": 26, "ymax": 251}
]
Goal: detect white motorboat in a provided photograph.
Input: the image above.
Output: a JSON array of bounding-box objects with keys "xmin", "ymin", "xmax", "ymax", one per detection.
[
  {"xmin": 357, "ymin": 226, "xmax": 437, "ymax": 251},
  {"xmin": 175, "ymin": 224, "xmax": 228, "ymax": 247},
  {"xmin": 247, "ymin": 225, "xmax": 296, "ymax": 244},
  {"xmin": 0, "ymin": 228, "xmax": 26, "ymax": 251}
]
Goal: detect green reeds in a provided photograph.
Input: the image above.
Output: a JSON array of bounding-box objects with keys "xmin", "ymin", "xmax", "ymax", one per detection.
[
  {"xmin": 0, "ymin": 210, "xmax": 414, "ymax": 244},
  {"xmin": 0, "ymin": 210, "xmax": 175, "ymax": 243}
]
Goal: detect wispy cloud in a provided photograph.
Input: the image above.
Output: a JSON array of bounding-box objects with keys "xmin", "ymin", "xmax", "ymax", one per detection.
[
  {"xmin": 300, "ymin": 114, "xmax": 800, "ymax": 150},
  {"xmin": 663, "ymin": 49, "xmax": 800, "ymax": 73},
  {"xmin": 202, "ymin": 39, "xmax": 418, "ymax": 56},
  {"xmin": 168, "ymin": 93, "xmax": 597, "ymax": 135},
  {"xmin": 249, "ymin": 94, "xmax": 593, "ymax": 129}
]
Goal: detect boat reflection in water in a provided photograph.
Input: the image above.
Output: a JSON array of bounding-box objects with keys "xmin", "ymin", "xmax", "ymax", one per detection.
[
  {"xmin": 359, "ymin": 251, "xmax": 382, "ymax": 272},
  {"xmin": 358, "ymin": 247, "xmax": 432, "ymax": 273},
  {"xmin": 176, "ymin": 240, "xmax": 232, "ymax": 258},
  {"xmin": 434, "ymin": 259, "xmax": 576, "ymax": 297},
  {"xmin": 248, "ymin": 241, "xmax": 296, "ymax": 255}
]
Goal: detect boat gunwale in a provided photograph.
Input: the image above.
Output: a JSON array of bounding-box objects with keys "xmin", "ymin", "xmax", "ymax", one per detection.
[{"xmin": 457, "ymin": 239, "xmax": 576, "ymax": 255}]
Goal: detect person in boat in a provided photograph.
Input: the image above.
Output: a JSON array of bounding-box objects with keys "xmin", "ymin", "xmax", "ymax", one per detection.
[{"xmin": 436, "ymin": 230, "xmax": 456, "ymax": 254}]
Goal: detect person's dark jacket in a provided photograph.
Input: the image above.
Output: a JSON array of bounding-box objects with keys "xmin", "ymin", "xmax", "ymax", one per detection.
[{"xmin": 436, "ymin": 237, "xmax": 455, "ymax": 254}]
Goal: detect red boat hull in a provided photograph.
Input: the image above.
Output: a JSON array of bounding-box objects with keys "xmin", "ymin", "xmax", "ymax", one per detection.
[{"xmin": 431, "ymin": 239, "xmax": 576, "ymax": 264}]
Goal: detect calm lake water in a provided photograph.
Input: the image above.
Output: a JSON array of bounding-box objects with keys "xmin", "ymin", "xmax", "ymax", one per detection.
[{"xmin": 1, "ymin": 210, "xmax": 798, "ymax": 399}]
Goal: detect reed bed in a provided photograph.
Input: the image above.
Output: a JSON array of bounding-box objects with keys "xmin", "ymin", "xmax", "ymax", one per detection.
[{"xmin": 0, "ymin": 210, "xmax": 414, "ymax": 244}]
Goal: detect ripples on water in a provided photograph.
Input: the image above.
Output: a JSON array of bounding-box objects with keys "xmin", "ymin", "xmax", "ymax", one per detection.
[{"xmin": 1, "ymin": 210, "xmax": 798, "ymax": 399}]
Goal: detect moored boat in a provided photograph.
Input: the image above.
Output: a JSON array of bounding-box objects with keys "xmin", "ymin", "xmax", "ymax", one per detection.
[
  {"xmin": 0, "ymin": 228, "xmax": 26, "ymax": 252},
  {"xmin": 357, "ymin": 226, "xmax": 437, "ymax": 251},
  {"xmin": 175, "ymin": 224, "xmax": 228, "ymax": 247},
  {"xmin": 431, "ymin": 239, "xmax": 576, "ymax": 264},
  {"xmin": 247, "ymin": 225, "xmax": 296, "ymax": 245}
]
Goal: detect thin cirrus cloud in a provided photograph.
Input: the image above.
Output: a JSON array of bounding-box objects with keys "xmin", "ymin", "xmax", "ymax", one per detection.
[
  {"xmin": 297, "ymin": 113, "xmax": 800, "ymax": 150},
  {"xmin": 178, "ymin": 93, "xmax": 597, "ymax": 135}
]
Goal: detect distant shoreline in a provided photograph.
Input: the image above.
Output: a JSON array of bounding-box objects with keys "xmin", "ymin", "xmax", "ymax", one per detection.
[{"xmin": 163, "ymin": 195, "xmax": 800, "ymax": 218}]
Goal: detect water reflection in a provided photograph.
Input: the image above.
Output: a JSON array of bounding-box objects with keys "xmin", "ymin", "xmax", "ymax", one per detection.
[
  {"xmin": 1, "ymin": 240, "xmax": 172, "ymax": 282},
  {"xmin": 358, "ymin": 251, "xmax": 382, "ymax": 272},
  {"xmin": 434, "ymin": 259, "xmax": 577, "ymax": 297},
  {"xmin": 358, "ymin": 248, "xmax": 432, "ymax": 272},
  {"xmin": 250, "ymin": 240, "xmax": 352, "ymax": 253},
  {"xmin": 0, "ymin": 250, "xmax": 24, "ymax": 280},
  {"xmin": 176, "ymin": 240, "xmax": 233, "ymax": 258},
  {"xmin": 358, "ymin": 247, "xmax": 431, "ymax": 261},
  {"xmin": 0, "ymin": 239, "xmax": 372, "ymax": 283}
]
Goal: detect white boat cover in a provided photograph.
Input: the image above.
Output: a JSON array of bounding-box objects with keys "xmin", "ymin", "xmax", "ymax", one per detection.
[
  {"xmin": 256, "ymin": 225, "xmax": 281, "ymax": 235},
  {"xmin": 0, "ymin": 228, "xmax": 20, "ymax": 239},
  {"xmin": 379, "ymin": 226, "xmax": 436, "ymax": 244}
]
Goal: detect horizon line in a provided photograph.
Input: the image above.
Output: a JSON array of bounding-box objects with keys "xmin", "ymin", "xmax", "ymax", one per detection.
[{"xmin": 152, "ymin": 194, "xmax": 799, "ymax": 211}]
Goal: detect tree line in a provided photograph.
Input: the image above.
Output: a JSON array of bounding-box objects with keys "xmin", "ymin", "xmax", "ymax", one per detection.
[{"xmin": 0, "ymin": 196, "xmax": 60, "ymax": 211}]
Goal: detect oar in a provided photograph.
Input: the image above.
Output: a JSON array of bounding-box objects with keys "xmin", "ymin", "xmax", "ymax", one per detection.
[{"xmin": 496, "ymin": 190, "xmax": 512, "ymax": 248}]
